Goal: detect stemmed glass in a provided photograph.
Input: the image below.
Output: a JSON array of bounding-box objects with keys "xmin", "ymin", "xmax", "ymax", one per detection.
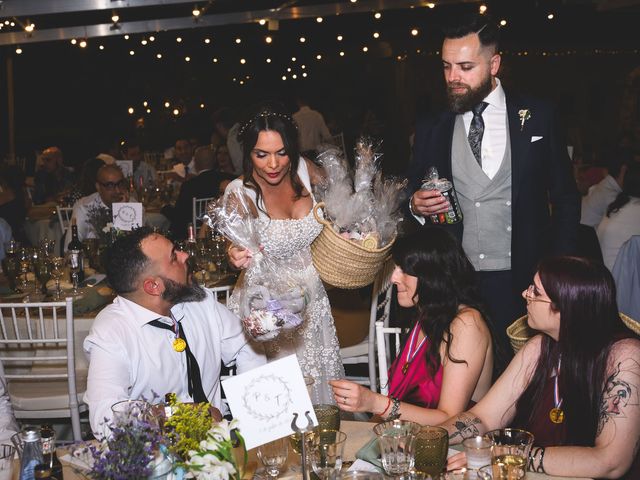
[
  {"xmin": 194, "ymin": 242, "xmax": 209, "ymax": 287},
  {"xmin": 50, "ymin": 257, "xmax": 65, "ymax": 300},
  {"xmin": 34, "ymin": 257, "xmax": 52, "ymax": 299},
  {"xmin": 65, "ymin": 251, "xmax": 82, "ymax": 296},
  {"xmin": 209, "ymin": 233, "xmax": 226, "ymax": 282},
  {"xmin": 17, "ymin": 248, "xmax": 32, "ymax": 294},
  {"xmin": 310, "ymin": 429, "xmax": 347, "ymax": 480},
  {"xmin": 257, "ymin": 437, "xmax": 289, "ymax": 479},
  {"xmin": 1, "ymin": 242, "xmax": 20, "ymax": 292}
]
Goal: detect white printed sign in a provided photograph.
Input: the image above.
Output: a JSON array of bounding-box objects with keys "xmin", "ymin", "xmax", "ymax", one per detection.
[
  {"xmin": 222, "ymin": 355, "xmax": 317, "ymax": 449},
  {"xmin": 116, "ymin": 160, "xmax": 134, "ymax": 178},
  {"xmin": 112, "ymin": 202, "xmax": 143, "ymax": 231}
]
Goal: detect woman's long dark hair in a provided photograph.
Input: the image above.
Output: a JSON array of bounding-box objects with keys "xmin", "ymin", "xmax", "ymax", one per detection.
[
  {"xmin": 237, "ymin": 101, "xmax": 306, "ymax": 215},
  {"xmin": 392, "ymin": 227, "xmax": 492, "ymax": 377},
  {"xmin": 511, "ymin": 256, "xmax": 630, "ymax": 445},
  {"xmin": 606, "ymin": 162, "xmax": 640, "ymax": 217}
]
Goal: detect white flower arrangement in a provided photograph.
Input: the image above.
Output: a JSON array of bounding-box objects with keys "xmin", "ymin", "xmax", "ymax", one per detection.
[{"xmin": 183, "ymin": 419, "xmax": 244, "ymax": 480}]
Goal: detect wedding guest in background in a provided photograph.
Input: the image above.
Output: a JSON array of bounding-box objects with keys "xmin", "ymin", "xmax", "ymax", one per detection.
[
  {"xmin": 226, "ymin": 101, "xmax": 343, "ymax": 404},
  {"xmin": 330, "ymin": 228, "xmax": 495, "ymax": 424},
  {"xmin": 597, "ymin": 162, "xmax": 640, "ymax": 271},
  {"xmin": 581, "ymin": 148, "xmax": 630, "ymax": 228},
  {"xmin": 0, "ymin": 165, "xmax": 29, "ymax": 245},
  {"xmin": 33, "ymin": 146, "xmax": 75, "ymax": 205},
  {"xmin": 443, "ymin": 257, "xmax": 639, "ymax": 479},
  {"xmin": 407, "ymin": 13, "xmax": 580, "ymax": 356},
  {"xmin": 168, "ymin": 145, "xmax": 234, "ymax": 240},
  {"xmin": 67, "ymin": 164, "xmax": 128, "ymax": 249},
  {"xmin": 293, "ymin": 93, "xmax": 332, "ymax": 159},
  {"xmin": 212, "ymin": 108, "xmax": 243, "ymax": 175},
  {"xmin": 122, "ymin": 140, "xmax": 157, "ymax": 188},
  {"xmin": 84, "ymin": 227, "xmax": 265, "ymax": 437}
]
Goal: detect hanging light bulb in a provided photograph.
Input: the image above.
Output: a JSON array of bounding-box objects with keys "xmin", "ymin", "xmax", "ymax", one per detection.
[
  {"xmin": 192, "ymin": 7, "xmax": 201, "ymax": 17},
  {"xmin": 15, "ymin": 47, "xmax": 22, "ymax": 54},
  {"xmin": 79, "ymin": 39, "xmax": 87, "ymax": 48}
]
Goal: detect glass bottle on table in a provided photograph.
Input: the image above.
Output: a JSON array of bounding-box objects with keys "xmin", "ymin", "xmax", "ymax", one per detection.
[
  {"xmin": 40, "ymin": 425, "xmax": 63, "ymax": 480},
  {"xmin": 67, "ymin": 220, "xmax": 85, "ymax": 294},
  {"xmin": 185, "ymin": 223, "xmax": 198, "ymax": 277},
  {"xmin": 19, "ymin": 427, "xmax": 44, "ymax": 480}
]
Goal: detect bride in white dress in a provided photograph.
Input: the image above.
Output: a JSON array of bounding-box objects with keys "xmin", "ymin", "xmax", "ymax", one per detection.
[{"xmin": 226, "ymin": 103, "xmax": 344, "ymax": 404}]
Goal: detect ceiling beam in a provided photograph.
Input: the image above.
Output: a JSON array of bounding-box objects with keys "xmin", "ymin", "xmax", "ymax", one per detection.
[
  {"xmin": 0, "ymin": 0, "xmax": 201, "ymax": 18},
  {"xmin": 0, "ymin": 0, "xmax": 446, "ymax": 46}
]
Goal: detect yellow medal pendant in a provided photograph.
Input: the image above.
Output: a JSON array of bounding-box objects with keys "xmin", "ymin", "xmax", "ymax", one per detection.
[
  {"xmin": 173, "ymin": 338, "xmax": 186, "ymax": 352},
  {"xmin": 549, "ymin": 407, "xmax": 564, "ymax": 424},
  {"xmin": 402, "ymin": 363, "xmax": 409, "ymax": 375}
]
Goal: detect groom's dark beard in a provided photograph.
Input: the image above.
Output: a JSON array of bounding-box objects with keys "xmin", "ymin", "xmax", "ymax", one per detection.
[
  {"xmin": 160, "ymin": 276, "xmax": 206, "ymax": 304},
  {"xmin": 446, "ymin": 73, "xmax": 493, "ymax": 114}
]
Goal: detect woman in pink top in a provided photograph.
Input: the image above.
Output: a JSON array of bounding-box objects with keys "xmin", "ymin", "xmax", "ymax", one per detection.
[{"xmin": 330, "ymin": 227, "xmax": 495, "ymax": 425}]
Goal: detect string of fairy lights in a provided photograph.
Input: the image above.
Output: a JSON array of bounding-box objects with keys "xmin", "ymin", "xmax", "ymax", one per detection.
[{"xmin": 5, "ymin": 2, "xmax": 638, "ymax": 117}]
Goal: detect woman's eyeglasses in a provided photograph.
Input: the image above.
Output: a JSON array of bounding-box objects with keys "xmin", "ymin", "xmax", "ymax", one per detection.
[{"xmin": 524, "ymin": 284, "xmax": 552, "ymax": 304}]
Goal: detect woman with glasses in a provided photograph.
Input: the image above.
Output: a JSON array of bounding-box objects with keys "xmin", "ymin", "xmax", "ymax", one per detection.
[
  {"xmin": 443, "ymin": 256, "xmax": 640, "ymax": 479},
  {"xmin": 330, "ymin": 227, "xmax": 496, "ymax": 425}
]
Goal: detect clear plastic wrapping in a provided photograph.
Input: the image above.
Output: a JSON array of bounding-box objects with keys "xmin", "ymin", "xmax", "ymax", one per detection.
[
  {"xmin": 314, "ymin": 138, "xmax": 406, "ymax": 248},
  {"xmin": 204, "ymin": 189, "xmax": 309, "ymax": 341}
]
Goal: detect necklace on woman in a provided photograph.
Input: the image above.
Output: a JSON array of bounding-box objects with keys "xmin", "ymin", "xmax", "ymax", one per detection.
[
  {"xmin": 402, "ymin": 325, "xmax": 428, "ymax": 375},
  {"xmin": 549, "ymin": 356, "xmax": 564, "ymax": 424}
]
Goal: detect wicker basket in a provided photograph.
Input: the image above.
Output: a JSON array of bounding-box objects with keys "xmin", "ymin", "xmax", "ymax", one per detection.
[
  {"xmin": 311, "ymin": 202, "xmax": 395, "ymax": 289},
  {"xmin": 507, "ymin": 313, "xmax": 640, "ymax": 355}
]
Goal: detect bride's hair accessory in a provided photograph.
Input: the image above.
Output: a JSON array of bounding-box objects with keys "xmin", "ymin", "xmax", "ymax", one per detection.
[{"xmin": 238, "ymin": 110, "xmax": 297, "ymax": 137}]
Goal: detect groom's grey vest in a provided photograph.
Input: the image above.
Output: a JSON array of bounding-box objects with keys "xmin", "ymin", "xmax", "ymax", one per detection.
[{"xmin": 451, "ymin": 115, "xmax": 512, "ymax": 271}]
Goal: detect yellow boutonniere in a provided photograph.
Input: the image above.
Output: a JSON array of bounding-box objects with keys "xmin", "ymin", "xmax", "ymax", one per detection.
[{"xmin": 518, "ymin": 109, "xmax": 531, "ymax": 131}]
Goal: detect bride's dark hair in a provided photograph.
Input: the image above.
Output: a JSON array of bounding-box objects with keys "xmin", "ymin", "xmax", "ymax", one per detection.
[
  {"xmin": 237, "ymin": 101, "xmax": 306, "ymax": 215},
  {"xmin": 391, "ymin": 227, "xmax": 492, "ymax": 376}
]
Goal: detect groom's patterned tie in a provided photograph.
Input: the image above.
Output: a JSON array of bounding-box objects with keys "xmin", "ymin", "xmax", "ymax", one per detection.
[{"xmin": 468, "ymin": 102, "xmax": 489, "ymax": 167}]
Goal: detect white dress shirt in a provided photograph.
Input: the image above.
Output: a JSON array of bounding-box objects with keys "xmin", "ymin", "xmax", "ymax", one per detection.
[
  {"xmin": 293, "ymin": 106, "xmax": 332, "ymax": 152},
  {"xmin": 461, "ymin": 78, "xmax": 507, "ymax": 180},
  {"xmin": 67, "ymin": 192, "xmax": 107, "ymax": 250},
  {"xmin": 596, "ymin": 197, "xmax": 640, "ymax": 271},
  {"xmin": 83, "ymin": 289, "xmax": 266, "ymax": 437},
  {"xmin": 581, "ymin": 175, "xmax": 622, "ymax": 228}
]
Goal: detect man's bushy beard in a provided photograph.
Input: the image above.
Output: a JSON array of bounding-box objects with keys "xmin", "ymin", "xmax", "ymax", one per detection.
[
  {"xmin": 446, "ymin": 73, "xmax": 493, "ymax": 114},
  {"xmin": 160, "ymin": 276, "xmax": 206, "ymax": 304}
]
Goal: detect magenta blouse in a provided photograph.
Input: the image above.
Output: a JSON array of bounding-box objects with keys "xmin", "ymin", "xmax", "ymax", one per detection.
[{"xmin": 387, "ymin": 322, "xmax": 443, "ymax": 408}]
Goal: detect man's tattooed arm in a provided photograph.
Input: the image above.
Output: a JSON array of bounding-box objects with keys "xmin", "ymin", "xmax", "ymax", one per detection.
[
  {"xmin": 597, "ymin": 359, "xmax": 640, "ymax": 436},
  {"xmin": 446, "ymin": 412, "xmax": 484, "ymax": 445}
]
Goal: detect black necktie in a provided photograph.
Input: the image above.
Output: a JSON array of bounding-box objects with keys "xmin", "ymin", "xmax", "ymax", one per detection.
[
  {"xmin": 148, "ymin": 318, "xmax": 208, "ymax": 403},
  {"xmin": 468, "ymin": 102, "xmax": 489, "ymax": 166}
]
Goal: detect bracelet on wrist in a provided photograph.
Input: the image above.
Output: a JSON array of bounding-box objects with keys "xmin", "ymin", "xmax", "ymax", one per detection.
[
  {"xmin": 378, "ymin": 396, "xmax": 392, "ymax": 417},
  {"xmin": 536, "ymin": 447, "xmax": 546, "ymax": 474},
  {"xmin": 386, "ymin": 397, "xmax": 401, "ymax": 420}
]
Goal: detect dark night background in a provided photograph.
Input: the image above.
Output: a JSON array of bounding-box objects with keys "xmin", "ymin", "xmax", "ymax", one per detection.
[{"xmin": 0, "ymin": 0, "xmax": 638, "ymax": 174}]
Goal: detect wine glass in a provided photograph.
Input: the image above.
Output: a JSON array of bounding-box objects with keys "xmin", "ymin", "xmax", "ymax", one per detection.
[
  {"xmin": 209, "ymin": 234, "xmax": 226, "ymax": 282},
  {"xmin": 50, "ymin": 257, "xmax": 65, "ymax": 300},
  {"xmin": 65, "ymin": 251, "xmax": 82, "ymax": 296},
  {"xmin": 310, "ymin": 429, "xmax": 347, "ymax": 480},
  {"xmin": 257, "ymin": 437, "xmax": 289, "ymax": 479},
  {"xmin": 1, "ymin": 253, "xmax": 20, "ymax": 292},
  {"xmin": 34, "ymin": 258, "xmax": 52, "ymax": 298},
  {"xmin": 17, "ymin": 248, "xmax": 34, "ymax": 301}
]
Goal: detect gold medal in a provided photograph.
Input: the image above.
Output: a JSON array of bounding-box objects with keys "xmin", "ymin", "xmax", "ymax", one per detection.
[
  {"xmin": 173, "ymin": 338, "xmax": 186, "ymax": 352},
  {"xmin": 549, "ymin": 407, "xmax": 564, "ymax": 424}
]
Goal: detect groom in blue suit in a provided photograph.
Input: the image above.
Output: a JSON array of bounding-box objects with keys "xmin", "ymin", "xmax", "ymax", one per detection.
[{"xmin": 408, "ymin": 14, "xmax": 580, "ymax": 355}]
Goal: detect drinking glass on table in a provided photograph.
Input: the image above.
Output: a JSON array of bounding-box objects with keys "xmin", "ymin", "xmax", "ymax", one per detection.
[
  {"xmin": 50, "ymin": 257, "xmax": 65, "ymax": 300},
  {"xmin": 34, "ymin": 258, "xmax": 52, "ymax": 297},
  {"xmin": 65, "ymin": 251, "xmax": 82, "ymax": 296},
  {"xmin": 289, "ymin": 404, "xmax": 340, "ymax": 456},
  {"xmin": 17, "ymin": 248, "xmax": 33, "ymax": 298},
  {"xmin": 484, "ymin": 429, "xmax": 533, "ymax": 480},
  {"xmin": 373, "ymin": 419, "xmax": 421, "ymax": 479},
  {"xmin": 413, "ymin": 426, "xmax": 449, "ymax": 477},
  {"xmin": 257, "ymin": 437, "xmax": 289, "ymax": 479},
  {"xmin": 111, "ymin": 399, "xmax": 151, "ymax": 427},
  {"xmin": 209, "ymin": 233, "xmax": 227, "ymax": 282},
  {"xmin": 462, "ymin": 435, "xmax": 493, "ymax": 471},
  {"xmin": 310, "ymin": 429, "xmax": 347, "ymax": 480}
]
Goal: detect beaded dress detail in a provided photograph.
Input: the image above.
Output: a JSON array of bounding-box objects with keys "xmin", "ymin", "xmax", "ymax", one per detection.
[{"xmin": 226, "ymin": 160, "xmax": 344, "ymax": 404}]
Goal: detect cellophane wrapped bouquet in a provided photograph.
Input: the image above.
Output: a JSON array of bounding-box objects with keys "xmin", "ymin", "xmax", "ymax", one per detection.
[
  {"xmin": 204, "ymin": 189, "xmax": 309, "ymax": 341},
  {"xmin": 315, "ymin": 138, "xmax": 406, "ymax": 249}
]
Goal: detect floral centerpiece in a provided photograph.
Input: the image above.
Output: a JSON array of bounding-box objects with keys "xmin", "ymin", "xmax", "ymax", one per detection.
[
  {"xmin": 85, "ymin": 205, "xmax": 114, "ymax": 246},
  {"xmin": 84, "ymin": 397, "xmax": 245, "ymax": 480}
]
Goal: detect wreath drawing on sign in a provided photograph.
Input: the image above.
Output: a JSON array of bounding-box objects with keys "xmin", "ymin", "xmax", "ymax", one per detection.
[{"xmin": 242, "ymin": 374, "xmax": 292, "ymax": 422}]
